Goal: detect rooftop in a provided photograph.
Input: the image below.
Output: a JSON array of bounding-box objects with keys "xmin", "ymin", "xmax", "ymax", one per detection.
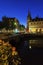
[{"xmin": 32, "ymin": 17, "xmax": 43, "ymax": 21}]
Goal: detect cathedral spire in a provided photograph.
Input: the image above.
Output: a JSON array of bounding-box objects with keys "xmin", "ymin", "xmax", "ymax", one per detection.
[
  {"xmin": 27, "ymin": 10, "xmax": 32, "ymax": 22},
  {"xmin": 27, "ymin": 10, "xmax": 32, "ymax": 30}
]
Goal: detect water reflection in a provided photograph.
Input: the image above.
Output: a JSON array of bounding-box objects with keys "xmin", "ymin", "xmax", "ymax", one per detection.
[
  {"xmin": 29, "ymin": 39, "xmax": 43, "ymax": 47},
  {"xmin": 29, "ymin": 45, "xmax": 32, "ymax": 49},
  {"xmin": 1, "ymin": 37, "xmax": 43, "ymax": 65}
]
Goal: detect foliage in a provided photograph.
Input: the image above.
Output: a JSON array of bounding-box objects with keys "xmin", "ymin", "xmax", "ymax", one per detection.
[
  {"xmin": 0, "ymin": 40, "xmax": 21, "ymax": 65},
  {"xmin": 19, "ymin": 24, "xmax": 25, "ymax": 30}
]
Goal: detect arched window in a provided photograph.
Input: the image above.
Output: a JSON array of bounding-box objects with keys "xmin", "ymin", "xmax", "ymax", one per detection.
[
  {"xmin": 36, "ymin": 29, "xmax": 38, "ymax": 33},
  {"xmin": 40, "ymin": 29, "xmax": 41, "ymax": 32}
]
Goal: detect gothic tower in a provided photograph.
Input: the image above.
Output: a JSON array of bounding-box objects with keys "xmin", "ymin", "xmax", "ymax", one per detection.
[{"xmin": 27, "ymin": 11, "xmax": 32, "ymax": 31}]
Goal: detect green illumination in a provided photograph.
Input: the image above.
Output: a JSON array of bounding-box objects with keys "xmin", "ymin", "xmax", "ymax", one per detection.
[{"xmin": 14, "ymin": 22, "xmax": 17, "ymax": 25}]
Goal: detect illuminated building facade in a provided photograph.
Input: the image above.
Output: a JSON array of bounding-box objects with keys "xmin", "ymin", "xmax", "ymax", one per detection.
[
  {"xmin": 8, "ymin": 18, "xmax": 19, "ymax": 29},
  {"xmin": 27, "ymin": 11, "xmax": 43, "ymax": 33},
  {"xmin": 2, "ymin": 17, "xmax": 20, "ymax": 30}
]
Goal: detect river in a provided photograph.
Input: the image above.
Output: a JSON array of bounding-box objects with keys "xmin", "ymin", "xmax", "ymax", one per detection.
[
  {"xmin": 0, "ymin": 33, "xmax": 43, "ymax": 65},
  {"xmin": 9, "ymin": 38, "xmax": 43, "ymax": 65}
]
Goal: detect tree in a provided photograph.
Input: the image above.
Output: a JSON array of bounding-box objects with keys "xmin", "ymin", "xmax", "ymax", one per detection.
[
  {"xmin": 19, "ymin": 24, "xmax": 25, "ymax": 31},
  {"xmin": 0, "ymin": 40, "xmax": 21, "ymax": 65},
  {"xmin": 2, "ymin": 16, "xmax": 9, "ymax": 29}
]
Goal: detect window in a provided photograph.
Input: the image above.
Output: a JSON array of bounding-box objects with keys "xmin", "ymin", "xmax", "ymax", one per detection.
[
  {"xmin": 34, "ymin": 22, "xmax": 35, "ymax": 24},
  {"xmin": 31, "ymin": 23, "xmax": 32, "ymax": 25},
  {"xmin": 37, "ymin": 22, "xmax": 38, "ymax": 24}
]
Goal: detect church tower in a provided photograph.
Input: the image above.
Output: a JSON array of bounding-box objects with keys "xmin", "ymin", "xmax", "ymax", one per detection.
[{"xmin": 27, "ymin": 11, "xmax": 32, "ymax": 31}]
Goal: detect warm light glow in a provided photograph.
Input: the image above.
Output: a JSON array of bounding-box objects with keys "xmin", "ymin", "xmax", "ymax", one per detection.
[
  {"xmin": 12, "ymin": 47, "xmax": 16, "ymax": 51},
  {"xmin": 29, "ymin": 45, "xmax": 32, "ymax": 49},
  {"xmin": 29, "ymin": 27, "xmax": 37, "ymax": 33},
  {"xmin": 38, "ymin": 29, "xmax": 40, "ymax": 32},
  {"xmin": 29, "ymin": 27, "xmax": 31, "ymax": 33}
]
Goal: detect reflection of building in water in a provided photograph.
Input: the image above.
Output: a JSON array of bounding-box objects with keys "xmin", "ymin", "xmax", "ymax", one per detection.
[
  {"xmin": 27, "ymin": 11, "xmax": 43, "ymax": 33},
  {"xmin": 29, "ymin": 40, "xmax": 43, "ymax": 47}
]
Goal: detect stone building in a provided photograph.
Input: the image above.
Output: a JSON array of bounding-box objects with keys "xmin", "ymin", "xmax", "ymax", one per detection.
[
  {"xmin": 2, "ymin": 16, "xmax": 20, "ymax": 30},
  {"xmin": 27, "ymin": 11, "xmax": 43, "ymax": 33}
]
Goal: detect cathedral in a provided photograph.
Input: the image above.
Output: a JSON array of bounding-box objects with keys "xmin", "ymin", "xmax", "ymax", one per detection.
[{"xmin": 27, "ymin": 11, "xmax": 43, "ymax": 34}]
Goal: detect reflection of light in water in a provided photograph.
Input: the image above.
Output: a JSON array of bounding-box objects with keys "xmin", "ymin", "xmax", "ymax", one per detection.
[
  {"xmin": 29, "ymin": 40, "xmax": 35, "ymax": 44},
  {"xmin": 29, "ymin": 40, "xmax": 38, "ymax": 45},
  {"xmin": 29, "ymin": 46, "xmax": 31, "ymax": 49},
  {"xmin": 29, "ymin": 40, "xmax": 43, "ymax": 47}
]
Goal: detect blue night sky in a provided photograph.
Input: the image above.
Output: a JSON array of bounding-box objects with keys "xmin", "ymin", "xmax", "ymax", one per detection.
[{"xmin": 0, "ymin": 0, "xmax": 43, "ymax": 27}]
